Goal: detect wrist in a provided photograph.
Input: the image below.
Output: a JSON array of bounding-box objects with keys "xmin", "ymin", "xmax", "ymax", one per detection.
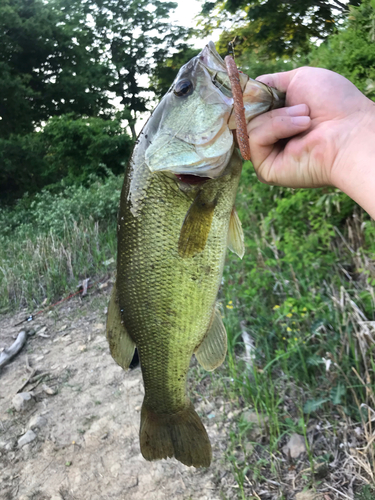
[{"xmin": 331, "ymin": 99, "xmax": 375, "ymax": 219}]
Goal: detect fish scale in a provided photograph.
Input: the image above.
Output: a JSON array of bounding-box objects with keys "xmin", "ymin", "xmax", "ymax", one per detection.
[
  {"xmin": 106, "ymin": 41, "xmax": 285, "ymax": 468},
  {"xmin": 117, "ymin": 157, "xmax": 241, "ymax": 415}
]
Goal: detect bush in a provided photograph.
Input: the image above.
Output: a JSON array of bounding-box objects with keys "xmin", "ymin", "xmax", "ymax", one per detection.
[
  {"xmin": 309, "ymin": 0, "xmax": 375, "ymax": 98},
  {"xmin": 0, "ymin": 112, "xmax": 133, "ymax": 202},
  {"xmin": 0, "ymin": 174, "xmax": 123, "ymax": 309}
]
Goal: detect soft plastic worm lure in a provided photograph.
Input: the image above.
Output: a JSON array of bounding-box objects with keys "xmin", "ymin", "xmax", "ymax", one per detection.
[{"xmin": 224, "ymin": 55, "xmax": 251, "ymax": 161}]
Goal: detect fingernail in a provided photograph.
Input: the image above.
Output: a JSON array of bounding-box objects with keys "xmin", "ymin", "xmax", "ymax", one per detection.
[
  {"xmin": 291, "ymin": 116, "xmax": 310, "ymax": 126},
  {"xmin": 256, "ymin": 75, "xmax": 273, "ymax": 86},
  {"xmin": 287, "ymin": 104, "xmax": 308, "ymax": 116}
]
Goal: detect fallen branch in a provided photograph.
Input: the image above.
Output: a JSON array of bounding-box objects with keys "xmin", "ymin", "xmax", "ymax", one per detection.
[{"xmin": 0, "ymin": 330, "xmax": 27, "ymax": 371}]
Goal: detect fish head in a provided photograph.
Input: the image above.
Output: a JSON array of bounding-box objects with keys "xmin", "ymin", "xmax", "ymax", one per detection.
[{"xmin": 143, "ymin": 42, "xmax": 284, "ymax": 179}]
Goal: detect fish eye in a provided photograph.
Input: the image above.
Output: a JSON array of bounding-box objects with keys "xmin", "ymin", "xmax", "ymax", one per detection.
[{"xmin": 174, "ymin": 79, "xmax": 193, "ymax": 97}]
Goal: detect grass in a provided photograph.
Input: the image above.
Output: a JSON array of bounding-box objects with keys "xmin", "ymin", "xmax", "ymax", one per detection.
[
  {"xmin": 2, "ymin": 163, "xmax": 375, "ymax": 498},
  {"xmin": 0, "ymin": 173, "xmax": 121, "ymax": 310},
  {"xmin": 215, "ymin": 163, "xmax": 375, "ymax": 498}
]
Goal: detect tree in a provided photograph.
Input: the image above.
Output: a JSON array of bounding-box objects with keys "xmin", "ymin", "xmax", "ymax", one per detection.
[
  {"xmin": 0, "ymin": 0, "xmax": 113, "ymax": 139},
  {"xmin": 91, "ymin": 0, "xmax": 192, "ymax": 140},
  {"xmin": 149, "ymin": 44, "xmax": 201, "ymax": 99},
  {"xmin": 0, "ymin": 112, "xmax": 133, "ymax": 201},
  {"xmin": 199, "ymin": 0, "xmax": 363, "ymax": 58},
  {"xmin": 310, "ymin": 0, "xmax": 375, "ymax": 98}
]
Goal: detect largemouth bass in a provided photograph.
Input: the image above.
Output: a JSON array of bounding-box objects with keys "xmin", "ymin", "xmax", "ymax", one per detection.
[{"xmin": 106, "ymin": 42, "xmax": 285, "ymax": 468}]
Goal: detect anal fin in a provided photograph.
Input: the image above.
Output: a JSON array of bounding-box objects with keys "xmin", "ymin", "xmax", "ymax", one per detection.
[
  {"xmin": 227, "ymin": 206, "xmax": 245, "ymax": 259},
  {"xmin": 195, "ymin": 306, "xmax": 227, "ymax": 371},
  {"xmin": 106, "ymin": 283, "xmax": 136, "ymax": 370}
]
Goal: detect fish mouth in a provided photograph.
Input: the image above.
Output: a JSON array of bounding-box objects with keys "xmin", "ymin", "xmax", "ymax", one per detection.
[{"xmin": 144, "ymin": 42, "xmax": 285, "ymax": 180}]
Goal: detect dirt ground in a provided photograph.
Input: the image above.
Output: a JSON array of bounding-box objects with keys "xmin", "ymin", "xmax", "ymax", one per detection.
[{"xmin": 0, "ymin": 285, "xmax": 229, "ymax": 500}]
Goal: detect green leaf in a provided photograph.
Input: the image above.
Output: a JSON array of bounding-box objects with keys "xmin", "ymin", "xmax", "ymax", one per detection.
[
  {"xmin": 303, "ymin": 398, "xmax": 329, "ymax": 414},
  {"xmin": 330, "ymin": 383, "xmax": 346, "ymax": 405}
]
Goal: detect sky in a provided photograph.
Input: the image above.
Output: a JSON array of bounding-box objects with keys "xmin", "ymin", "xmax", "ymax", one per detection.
[
  {"xmin": 134, "ymin": 0, "xmax": 222, "ymax": 132},
  {"xmin": 170, "ymin": 0, "xmax": 210, "ymax": 47}
]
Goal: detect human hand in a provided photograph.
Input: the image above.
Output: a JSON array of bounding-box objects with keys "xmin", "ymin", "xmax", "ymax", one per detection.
[{"xmin": 247, "ymin": 67, "xmax": 375, "ymax": 216}]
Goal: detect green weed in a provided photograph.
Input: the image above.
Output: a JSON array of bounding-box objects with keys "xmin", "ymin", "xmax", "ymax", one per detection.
[
  {"xmin": 217, "ymin": 162, "xmax": 375, "ymax": 496},
  {"xmin": 0, "ymin": 174, "xmax": 121, "ymax": 310}
]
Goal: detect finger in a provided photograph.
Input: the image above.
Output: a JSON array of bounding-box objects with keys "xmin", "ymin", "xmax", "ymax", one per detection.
[
  {"xmin": 249, "ymin": 115, "xmax": 311, "ymax": 184},
  {"xmin": 248, "ymin": 114, "xmax": 311, "ymax": 146},
  {"xmin": 247, "ymin": 104, "xmax": 310, "ymax": 131},
  {"xmin": 255, "ymin": 69, "xmax": 300, "ymax": 93}
]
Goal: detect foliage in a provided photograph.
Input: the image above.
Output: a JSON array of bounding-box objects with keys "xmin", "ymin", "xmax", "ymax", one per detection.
[
  {"xmin": 150, "ymin": 44, "xmax": 201, "ymax": 98},
  {"xmin": 0, "ymin": 172, "xmax": 122, "ymax": 238},
  {"xmin": 237, "ymin": 50, "xmax": 296, "ymax": 80},
  {"xmin": 220, "ymin": 162, "xmax": 375, "ymax": 493},
  {"xmin": 0, "ymin": 0, "xmax": 113, "ymax": 139},
  {"xmin": 91, "ymin": 0, "xmax": 192, "ymax": 139},
  {"xmin": 199, "ymin": 0, "xmax": 362, "ymax": 58},
  {"xmin": 310, "ymin": 0, "xmax": 375, "ymax": 97},
  {"xmin": 0, "ymin": 174, "xmax": 122, "ymax": 308},
  {"xmin": 0, "ymin": 113, "xmax": 133, "ymax": 202}
]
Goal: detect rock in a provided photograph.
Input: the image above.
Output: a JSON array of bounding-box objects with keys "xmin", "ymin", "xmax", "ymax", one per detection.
[
  {"xmin": 242, "ymin": 410, "xmax": 260, "ymax": 424},
  {"xmin": 295, "ymin": 490, "xmax": 322, "ymax": 500},
  {"xmin": 245, "ymin": 442, "xmax": 254, "ymax": 454},
  {"xmin": 28, "ymin": 414, "xmax": 47, "ymax": 430},
  {"xmin": 18, "ymin": 430, "xmax": 36, "ymax": 447},
  {"xmin": 12, "ymin": 392, "xmax": 34, "ymax": 412},
  {"xmin": 242, "ymin": 410, "xmax": 268, "ymax": 425},
  {"xmin": 282, "ymin": 433, "xmax": 307, "ymax": 458},
  {"xmin": 42, "ymin": 384, "xmax": 56, "ymax": 395},
  {"xmin": 5, "ymin": 439, "xmax": 17, "ymax": 450}
]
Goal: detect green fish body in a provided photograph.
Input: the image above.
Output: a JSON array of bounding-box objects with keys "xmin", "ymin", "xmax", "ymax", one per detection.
[{"xmin": 106, "ymin": 42, "xmax": 285, "ymax": 468}]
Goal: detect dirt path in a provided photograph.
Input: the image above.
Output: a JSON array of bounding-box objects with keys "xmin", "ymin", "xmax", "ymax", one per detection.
[{"xmin": 0, "ymin": 287, "xmax": 227, "ymax": 500}]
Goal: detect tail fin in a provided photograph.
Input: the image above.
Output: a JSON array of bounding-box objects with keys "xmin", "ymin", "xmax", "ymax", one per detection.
[{"xmin": 140, "ymin": 401, "xmax": 212, "ymax": 468}]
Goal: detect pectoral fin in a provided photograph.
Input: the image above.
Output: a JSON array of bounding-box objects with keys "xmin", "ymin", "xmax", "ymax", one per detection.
[
  {"xmin": 106, "ymin": 283, "xmax": 136, "ymax": 370},
  {"xmin": 178, "ymin": 191, "xmax": 216, "ymax": 258},
  {"xmin": 195, "ymin": 306, "xmax": 227, "ymax": 371},
  {"xmin": 227, "ymin": 207, "xmax": 245, "ymax": 259}
]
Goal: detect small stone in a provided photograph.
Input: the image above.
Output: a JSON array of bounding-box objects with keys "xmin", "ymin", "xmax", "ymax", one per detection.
[
  {"xmin": 243, "ymin": 411, "xmax": 259, "ymax": 424},
  {"xmin": 245, "ymin": 442, "xmax": 254, "ymax": 454},
  {"xmin": 295, "ymin": 491, "xmax": 322, "ymax": 500},
  {"xmin": 28, "ymin": 415, "xmax": 47, "ymax": 430},
  {"xmin": 3, "ymin": 439, "xmax": 16, "ymax": 451},
  {"xmin": 12, "ymin": 392, "xmax": 34, "ymax": 412},
  {"xmin": 42, "ymin": 384, "xmax": 56, "ymax": 395},
  {"xmin": 18, "ymin": 430, "xmax": 36, "ymax": 447},
  {"xmin": 93, "ymin": 323, "xmax": 104, "ymax": 331},
  {"xmin": 282, "ymin": 433, "xmax": 307, "ymax": 458},
  {"xmin": 78, "ymin": 345, "xmax": 87, "ymax": 351}
]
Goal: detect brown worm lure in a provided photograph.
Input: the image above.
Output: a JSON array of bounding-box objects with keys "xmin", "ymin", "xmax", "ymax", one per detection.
[{"xmin": 224, "ymin": 55, "xmax": 251, "ymax": 161}]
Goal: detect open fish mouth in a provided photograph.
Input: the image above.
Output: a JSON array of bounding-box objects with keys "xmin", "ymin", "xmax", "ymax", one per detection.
[{"xmin": 144, "ymin": 42, "xmax": 285, "ymax": 180}]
